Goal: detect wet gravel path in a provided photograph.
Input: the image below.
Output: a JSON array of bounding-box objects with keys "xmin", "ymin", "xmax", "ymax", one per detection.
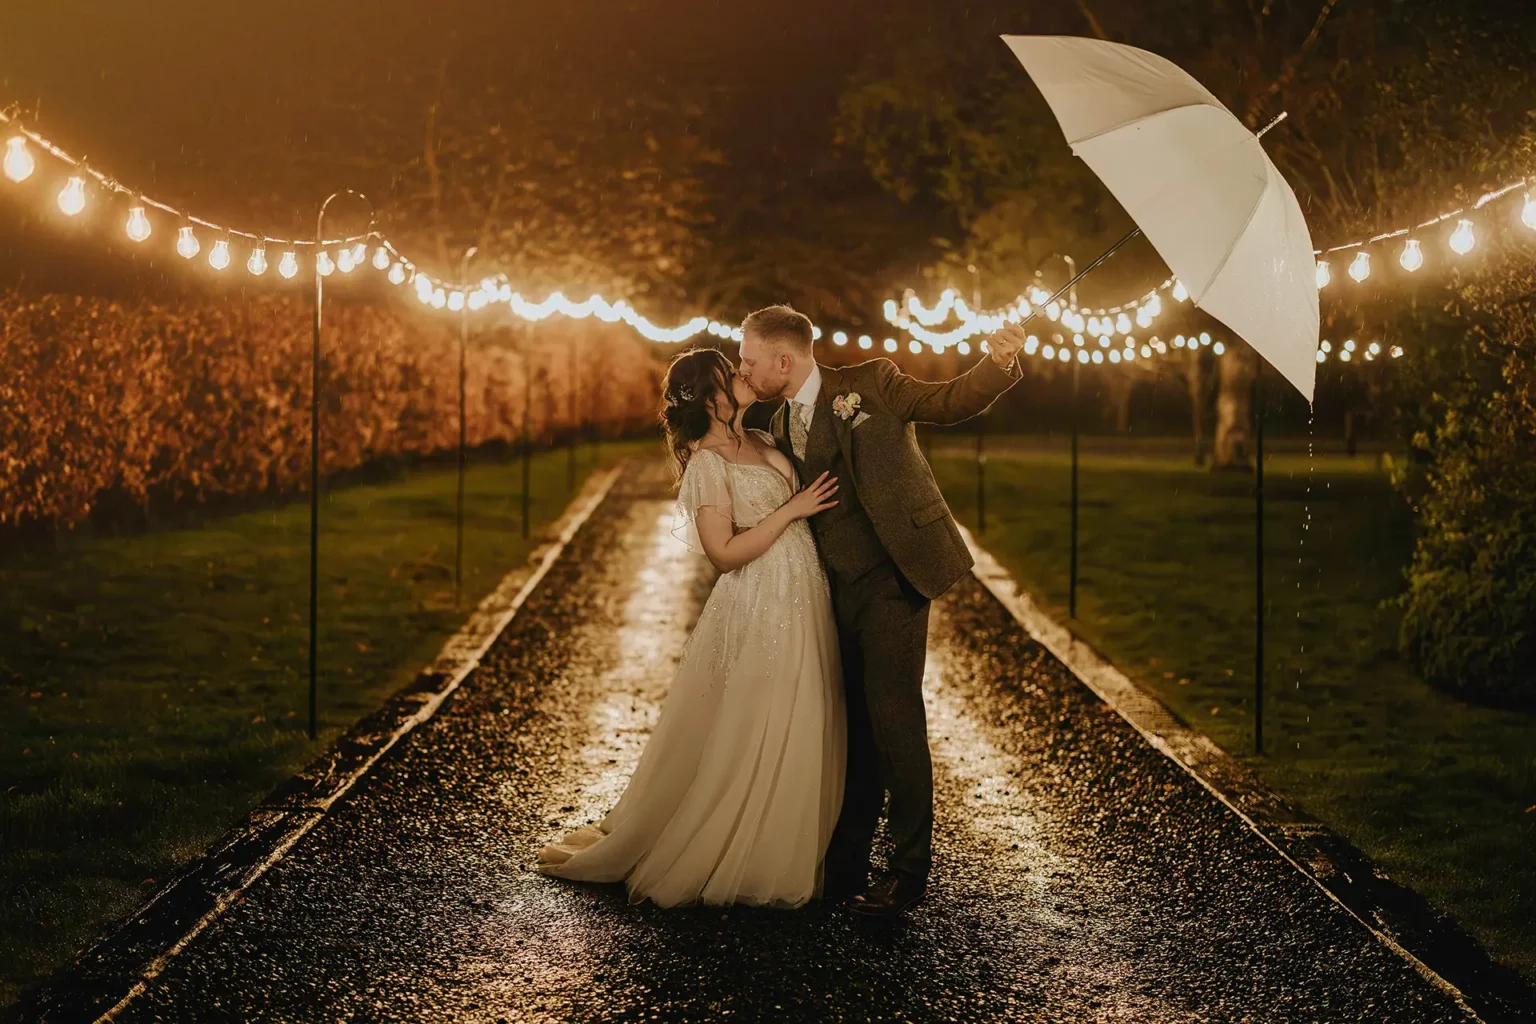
[{"xmin": 120, "ymin": 462, "xmax": 1474, "ymax": 1023}]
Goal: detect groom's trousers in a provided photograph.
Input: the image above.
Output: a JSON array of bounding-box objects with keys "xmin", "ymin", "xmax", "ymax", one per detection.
[{"xmin": 825, "ymin": 559, "xmax": 933, "ymax": 884}]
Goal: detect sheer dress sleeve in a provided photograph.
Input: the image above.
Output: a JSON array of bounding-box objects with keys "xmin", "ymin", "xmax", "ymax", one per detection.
[{"xmin": 671, "ymin": 449, "xmax": 738, "ymax": 554}]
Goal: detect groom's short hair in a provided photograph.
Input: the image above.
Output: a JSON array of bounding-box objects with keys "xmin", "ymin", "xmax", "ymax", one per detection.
[{"xmin": 741, "ymin": 305, "xmax": 814, "ymax": 353}]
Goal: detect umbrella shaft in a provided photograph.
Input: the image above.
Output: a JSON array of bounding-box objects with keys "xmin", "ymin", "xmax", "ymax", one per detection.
[{"xmin": 1019, "ymin": 225, "xmax": 1143, "ymax": 327}]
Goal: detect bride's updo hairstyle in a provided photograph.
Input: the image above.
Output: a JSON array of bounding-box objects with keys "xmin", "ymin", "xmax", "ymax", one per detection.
[{"xmin": 660, "ymin": 347, "xmax": 740, "ymax": 479}]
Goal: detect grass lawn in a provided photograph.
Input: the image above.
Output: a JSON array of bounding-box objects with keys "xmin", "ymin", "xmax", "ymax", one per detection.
[
  {"xmin": 0, "ymin": 440, "xmax": 647, "ymax": 1006},
  {"xmin": 929, "ymin": 433, "xmax": 1536, "ymax": 984}
]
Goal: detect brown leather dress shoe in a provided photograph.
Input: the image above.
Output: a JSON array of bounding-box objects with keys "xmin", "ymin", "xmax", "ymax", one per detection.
[{"xmin": 844, "ymin": 871, "xmax": 927, "ymax": 918}]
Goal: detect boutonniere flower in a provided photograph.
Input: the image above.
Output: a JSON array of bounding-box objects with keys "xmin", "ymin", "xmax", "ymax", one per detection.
[{"xmin": 831, "ymin": 392, "xmax": 863, "ymax": 421}]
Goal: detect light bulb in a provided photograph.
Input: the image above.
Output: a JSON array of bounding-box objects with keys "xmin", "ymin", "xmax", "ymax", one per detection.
[
  {"xmin": 336, "ymin": 247, "xmax": 356, "ymax": 273},
  {"xmin": 350, "ymin": 242, "xmax": 367, "ymax": 265},
  {"xmin": 858, "ymin": 335, "xmax": 872, "ymax": 350},
  {"xmin": 431, "ymin": 288, "xmax": 447, "ymax": 309},
  {"xmin": 315, "ymin": 250, "xmax": 335, "ymax": 276},
  {"xmin": 958, "ymin": 341, "xmax": 972, "ymax": 356},
  {"xmin": 247, "ymin": 246, "xmax": 268, "ymax": 276},
  {"xmin": 278, "ymin": 251, "xmax": 298, "ymax": 279},
  {"xmin": 57, "ymin": 176, "xmax": 86, "ymax": 216},
  {"xmin": 1315, "ymin": 261, "xmax": 1332, "ymax": 289},
  {"xmin": 1347, "ymin": 251, "xmax": 1371, "ymax": 282},
  {"xmin": 908, "ymin": 340, "xmax": 922, "ymax": 354},
  {"xmin": 1116, "ymin": 313, "xmax": 1132, "ymax": 334},
  {"xmin": 414, "ymin": 273, "xmax": 433, "ymax": 300},
  {"xmin": 1316, "ymin": 349, "xmax": 1327, "ymax": 363},
  {"xmin": 1212, "ymin": 342, "xmax": 1225, "ymax": 355},
  {"xmin": 1449, "ymin": 218, "xmax": 1475, "ymax": 255},
  {"xmin": 388, "ymin": 262, "xmax": 406, "ymax": 285},
  {"xmin": 3, "ymin": 136, "xmax": 35, "ymax": 182},
  {"xmin": 372, "ymin": 246, "xmax": 390, "ymax": 270},
  {"xmin": 468, "ymin": 290, "xmax": 488, "ymax": 311},
  {"xmin": 176, "ymin": 226, "xmax": 200, "ymax": 259},
  {"xmin": 1045, "ymin": 301, "xmax": 1060, "ymax": 321},
  {"xmin": 125, "ymin": 206, "xmax": 152, "ymax": 243},
  {"xmin": 1399, "ymin": 239, "xmax": 1423, "ymax": 272},
  {"xmin": 208, "ymin": 239, "xmax": 231, "ymax": 271},
  {"xmin": 832, "ymin": 331, "xmax": 847, "ymax": 346},
  {"xmin": 448, "ymin": 290, "xmax": 465, "ymax": 312},
  {"xmin": 1523, "ymin": 193, "xmax": 1536, "ymax": 231}
]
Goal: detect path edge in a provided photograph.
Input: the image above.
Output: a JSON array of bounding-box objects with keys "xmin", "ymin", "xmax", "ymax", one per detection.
[
  {"xmin": 960, "ymin": 524, "xmax": 1535, "ymax": 1024},
  {"xmin": 7, "ymin": 464, "xmax": 626, "ymax": 1024}
]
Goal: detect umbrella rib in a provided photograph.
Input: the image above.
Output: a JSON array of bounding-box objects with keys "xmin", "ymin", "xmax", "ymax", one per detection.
[{"xmin": 1065, "ymin": 100, "xmax": 1236, "ymax": 148}]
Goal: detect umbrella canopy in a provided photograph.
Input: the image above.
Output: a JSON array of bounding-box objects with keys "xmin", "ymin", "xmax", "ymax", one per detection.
[{"xmin": 1003, "ymin": 35, "xmax": 1319, "ymax": 401}]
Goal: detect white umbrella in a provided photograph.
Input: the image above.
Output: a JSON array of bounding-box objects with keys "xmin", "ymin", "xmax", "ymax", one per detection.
[{"xmin": 1003, "ymin": 35, "xmax": 1319, "ymax": 401}]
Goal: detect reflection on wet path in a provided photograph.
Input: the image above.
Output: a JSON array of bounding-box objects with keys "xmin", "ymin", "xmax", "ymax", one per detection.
[{"xmin": 119, "ymin": 462, "xmax": 1473, "ymax": 1024}]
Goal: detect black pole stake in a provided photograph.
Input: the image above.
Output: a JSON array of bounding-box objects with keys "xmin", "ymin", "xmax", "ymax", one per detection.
[
  {"xmin": 1070, "ymin": 359, "xmax": 1080, "ymax": 620},
  {"xmin": 1254, "ymin": 362, "xmax": 1265, "ymax": 755},
  {"xmin": 454, "ymin": 247, "xmax": 476, "ymax": 610},
  {"xmin": 567, "ymin": 340, "xmax": 578, "ymax": 491},
  {"xmin": 308, "ymin": 190, "xmax": 373, "ymax": 743},
  {"xmin": 308, "ymin": 246, "xmax": 321, "ymax": 743},
  {"xmin": 976, "ymin": 416, "xmax": 987, "ymax": 535},
  {"xmin": 522, "ymin": 345, "xmax": 532, "ymax": 540}
]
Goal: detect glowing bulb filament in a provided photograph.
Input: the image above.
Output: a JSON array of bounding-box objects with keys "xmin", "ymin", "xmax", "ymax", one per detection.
[
  {"xmin": 1449, "ymin": 218, "xmax": 1476, "ymax": 255},
  {"xmin": 57, "ymin": 176, "xmax": 86, "ymax": 216},
  {"xmin": 176, "ymin": 227, "xmax": 200, "ymax": 259},
  {"xmin": 247, "ymin": 246, "xmax": 268, "ymax": 276},
  {"xmin": 3, "ymin": 136, "xmax": 35, "ymax": 182},
  {"xmin": 278, "ymin": 251, "xmax": 299, "ymax": 279},
  {"xmin": 125, "ymin": 206, "xmax": 152, "ymax": 243},
  {"xmin": 208, "ymin": 239, "xmax": 231, "ymax": 271},
  {"xmin": 1347, "ymin": 252, "xmax": 1371, "ymax": 283}
]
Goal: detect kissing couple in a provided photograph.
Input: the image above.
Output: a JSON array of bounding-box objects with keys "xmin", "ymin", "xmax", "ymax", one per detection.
[{"xmin": 539, "ymin": 304, "xmax": 1027, "ymax": 918}]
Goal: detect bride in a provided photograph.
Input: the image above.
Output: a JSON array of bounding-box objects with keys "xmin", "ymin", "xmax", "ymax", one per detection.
[{"xmin": 536, "ymin": 347, "xmax": 846, "ymax": 908}]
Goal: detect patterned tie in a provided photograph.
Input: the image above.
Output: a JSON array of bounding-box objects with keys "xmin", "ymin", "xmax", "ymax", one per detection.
[{"xmin": 789, "ymin": 400, "xmax": 809, "ymax": 462}]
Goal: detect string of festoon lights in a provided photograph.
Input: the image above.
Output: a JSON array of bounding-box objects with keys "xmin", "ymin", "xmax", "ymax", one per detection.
[
  {"xmin": 0, "ymin": 108, "xmax": 743, "ymax": 345},
  {"xmin": 885, "ymin": 168, "xmax": 1536, "ymax": 364},
  {"xmin": 7, "ymin": 104, "xmax": 1530, "ymax": 366}
]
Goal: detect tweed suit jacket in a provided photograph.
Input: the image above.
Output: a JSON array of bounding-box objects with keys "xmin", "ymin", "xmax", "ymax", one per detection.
[{"xmin": 769, "ymin": 355, "xmax": 1018, "ymax": 600}]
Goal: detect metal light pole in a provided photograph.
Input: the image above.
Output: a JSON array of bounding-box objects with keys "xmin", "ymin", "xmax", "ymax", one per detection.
[
  {"xmin": 1035, "ymin": 253, "xmax": 1079, "ymax": 618},
  {"xmin": 1254, "ymin": 361, "xmax": 1265, "ymax": 754},
  {"xmin": 454, "ymin": 245, "xmax": 477, "ymax": 610},
  {"xmin": 521, "ymin": 340, "xmax": 533, "ymax": 539},
  {"xmin": 567, "ymin": 338, "xmax": 578, "ymax": 491},
  {"xmin": 969, "ymin": 262, "xmax": 987, "ymax": 534},
  {"xmin": 308, "ymin": 189, "xmax": 373, "ymax": 741}
]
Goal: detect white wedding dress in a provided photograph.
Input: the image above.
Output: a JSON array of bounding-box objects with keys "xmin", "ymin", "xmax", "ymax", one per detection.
[{"xmin": 537, "ymin": 433, "xmax": 845, "ymax": 908}]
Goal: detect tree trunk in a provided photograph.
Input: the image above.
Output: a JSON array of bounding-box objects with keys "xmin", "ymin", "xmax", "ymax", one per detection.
[
  {"xmin": 1183, "ymin": 355, "xmax": 1205, "ymax": 465},
  {"xmin": 1108, "ymin": 372, "xmax": 1134, "ymax": 433},
  {"xmin": 1213, "ymin": 344, "xmax": 1257, "ymax": 471}
]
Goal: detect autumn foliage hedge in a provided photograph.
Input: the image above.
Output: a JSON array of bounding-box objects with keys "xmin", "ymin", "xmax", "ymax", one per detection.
[{"xmin": 0, "ymin": 290, "xmax": 664, "ymax": 529}]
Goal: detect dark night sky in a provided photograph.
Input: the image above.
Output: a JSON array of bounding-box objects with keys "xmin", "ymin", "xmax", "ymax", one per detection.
[{"xmin": 0, "ymin": 1, "xmax": 911, "ymax": 237}]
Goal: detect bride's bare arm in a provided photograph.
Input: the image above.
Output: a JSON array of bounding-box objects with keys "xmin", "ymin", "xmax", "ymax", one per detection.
[{"xmin": 694, "ymin": 472, "xmax": 838, "ymax": 573}]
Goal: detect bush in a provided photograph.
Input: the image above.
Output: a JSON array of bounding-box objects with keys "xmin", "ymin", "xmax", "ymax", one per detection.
[
  {"xmin": 0, "ymin": 290, "xmax": 663, "ymax": 530},
  {"xmin": 1397, "ymin": 261, "xmax": 1536, "ymax": 709}
]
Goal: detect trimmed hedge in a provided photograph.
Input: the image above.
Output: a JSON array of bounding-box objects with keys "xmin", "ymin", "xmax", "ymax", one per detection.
[{"xmin": 0, "ymin": 291, "xmax": 662, "ymax": 529}]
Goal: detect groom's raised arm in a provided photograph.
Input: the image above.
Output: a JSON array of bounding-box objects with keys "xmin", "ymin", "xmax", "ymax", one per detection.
[{"xmin": 868, "ymin": 324, "xmax": 1026, "ymax": 425}]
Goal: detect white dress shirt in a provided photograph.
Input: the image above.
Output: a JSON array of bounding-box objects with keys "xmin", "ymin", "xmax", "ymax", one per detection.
[{"xmin": 790, "ymin": 363, "xmax": 822, "ymax": 431}]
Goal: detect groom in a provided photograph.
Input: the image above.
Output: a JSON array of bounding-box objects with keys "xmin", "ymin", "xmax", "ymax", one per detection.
[{"xmin": 739, "ymin": 305, "xmax": 1026, "ymax": 919}]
